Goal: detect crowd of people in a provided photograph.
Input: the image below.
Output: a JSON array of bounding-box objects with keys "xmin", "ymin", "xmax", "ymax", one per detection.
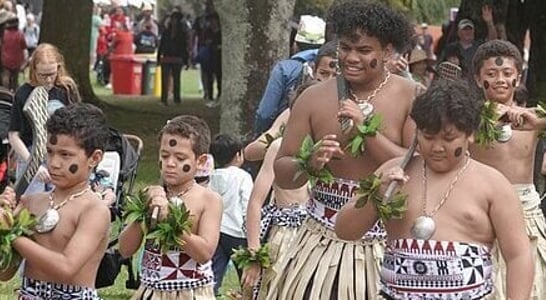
[{"xmin": 0, "ymin": 0, "xmax": 545, "ymax": 300}]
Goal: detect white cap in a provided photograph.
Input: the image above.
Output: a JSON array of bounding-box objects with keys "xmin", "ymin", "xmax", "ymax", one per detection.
[
  {"xmin": 142, "ymin": 3, "xmax": 152, "ymax": 11},
  {"xmin": 294, "ymin": 15, "xmax": 325, "ymax": 45}
]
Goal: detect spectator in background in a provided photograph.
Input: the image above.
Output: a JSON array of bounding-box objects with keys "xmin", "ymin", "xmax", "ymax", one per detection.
[
  {"xmin": 408, "ymin": 48, "xmax": 431, "ymax": 88},
  {"xmin": 1, "ymin": 13, "xmax": 25, "ymax": 91},
  {"xmin": 157, "ymin": 9, "xmax": 191, "ymax": 106},
  {"xmin": 134, "ymin": 20, "xmax": 158, "ymax": 54},
  {"xmin": 135, "ymin": 3, "xmax": 158, "ymax": 36},
  {"xmin": 208, "ymin": 133, "xmax": 253, "ymax": 296},
  {"xmin": 203, "ymin": 12, "xmax": 222, "ymax": 108},
  {"xmin": 90, "ymin": 5, "xmax": 102, "ymax": 68},
  {"xmin": 192, "ymin": 0, "xmax": 215, "ymax": 101},
  {"xmin": 23, "ymin": 13, "xmax": 39, "ymax": 57},
  {"xmin": 417, "ymin": 23, "xmax": 433, "ymax": 58}
]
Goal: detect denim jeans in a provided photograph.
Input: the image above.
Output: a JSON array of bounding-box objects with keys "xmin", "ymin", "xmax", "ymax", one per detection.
[{"xmin": 212, "ymin": 232, "xmax": 247, "ymax": 295}]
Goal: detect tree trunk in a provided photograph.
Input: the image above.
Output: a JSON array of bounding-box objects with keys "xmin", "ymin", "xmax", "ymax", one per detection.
[
  {"xmin": 214, "ymin": 0, "xmax": 295, "ymax": 137},
  {"xmin": 40, "ymin": 0, "xmax": 100, "ymax": 106},
  {"xmin": 526, "ymin": 0, "xmax": 546, "ymax": 103}
]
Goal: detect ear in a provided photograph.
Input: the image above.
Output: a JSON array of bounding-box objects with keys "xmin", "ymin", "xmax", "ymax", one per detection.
[
  {"xmin": 468, "ymin": 133, "xmax": 475, "ymax": 144},
  {"xmin": 88, "ymin": 149, "xmax": 104, "ymax": 169},
  {"xmin": 196, "ymin": 153, "xmax": 208, "ymax": 169}
]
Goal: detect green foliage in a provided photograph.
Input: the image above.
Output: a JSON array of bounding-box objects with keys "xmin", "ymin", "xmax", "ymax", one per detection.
[
  {"xmin": 293, "ymin": 135, "xmax": 335, "ymax": 186},
  {"xmin": 475, "ymin": 101, "xmax": 502, "ymax": 148},
  {"xmin": 355, "ymin": 174, "xmax": 407, "ymax": 222},
  {"xmin": 123, "ymin": 189, "xmax": 150, "ymax": 232},
  {"xmin": 0, "ymin": 209, "xmax": 36, "ymax": 271},
  {"xmin": 146, "ymin": 202, "xmax": 193, "ymax": 254},
  {"xmin": 345, "ymin": 114, "xmax": 382, "ymax": 157},
  {"xmin": 231, "ymin": 244, "xmax": 271, "ymax": 269}
]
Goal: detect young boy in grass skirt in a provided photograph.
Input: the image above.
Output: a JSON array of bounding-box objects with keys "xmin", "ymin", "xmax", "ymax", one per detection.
[
  {"xmin": 468, "ymin": 39, "xmax": 546, "ymax": 299},
  {"xmin": 241, "ymin": 81, "xmax": 319, "ymax": 299},
  {"xmin": 336, "ymin": 79, "xmax": 534, "ymax": 300},
  {"xmin": 271, "ymin": 1, "xmax": 419, "ymax": 298},
  {"xmin": 0, "ymin": 104, "xmax": 111, "ymax": 299},
  {"xmin": 119, "ymin": 115, "xmax": 222, "ymax": 300}
]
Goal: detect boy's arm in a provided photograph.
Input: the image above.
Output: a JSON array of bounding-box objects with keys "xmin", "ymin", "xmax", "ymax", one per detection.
[
  {"xmin": 246, "ymin": 140, "xmax": 279, "ymax": 250},
  {"xmin": 245, "ymin": 109, "xmax": 289, "ymax": 161},
  {"xmin": 12, "ymin": 202, "xmax": 110, "ymax": 282},
  {"xmin": 118, "ymin": 221, "xmax": 145, "ymax": 258},
  {"xmin": 181, "ymin": 191, "xmax": 222, "ymax": 264},
  {"xmin": 335, "ymin": 158, "xmax": 402, "ymax": 240},
  {"xmin": 489, "ymin": 172, "xmax": 533, "ymax": 300}
]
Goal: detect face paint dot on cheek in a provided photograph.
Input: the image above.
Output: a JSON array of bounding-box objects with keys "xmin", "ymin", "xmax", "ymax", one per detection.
[
  {"xmin": 370, "ymin": 58, "xmax": 377, "ymax": 69},
  {"xmin": 483, "ymin": 80, "xmax": 490, "ymax": 90},
  {"xmin": 68, "ymin": 164, "xmax": 78, "ymax": 174},
  {"xmin": 169, "ymin": 139, "xmax": 177, "ymax": 147},
  {"xmin": 454, "ymin": 147, "xmax": 463, "ymax": 157},
  {"xmin": 495, "ymin": 57, "xmax": 504, "ymax": 66},
  {"xmin": 49, "ymin": 135, "xmax": 57, "ymax": 145},
  {"xmin": 182, "ymin": 164, "xmax": 191, "ymax": 172}
]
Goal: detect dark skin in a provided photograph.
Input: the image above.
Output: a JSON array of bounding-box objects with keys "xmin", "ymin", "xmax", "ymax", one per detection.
[
  {"xmin": 169, "ymin": 139, "xmax": 177, "ymax": 147},
  {"xmin": 182, "ymin": 164, "xmax": 191, "ymax": 172},
  {"xmin": 49, "ymin": 135, "xmax": 57, "ymax": 145},
  {"xmin": 495, "ymin": 57, "xmax": 504, "ymax": 66},
  {"xmin": 69, "ymin": 164, "xmax": 78, "ymax": 174}
]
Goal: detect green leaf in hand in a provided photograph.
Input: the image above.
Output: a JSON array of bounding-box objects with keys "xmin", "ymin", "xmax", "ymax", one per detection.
[
  {"xmin": 147, "ymin": 202, "xmax": 193, "ymax": 253},
  {"xmin": 475, "ymin": 101, "xmax": 502, "ymax": 148},
  {"xmin": 293, "ymin": 135, "xmax": 335, "ymax": 186},
  {"xmin": 345, "ymin": 114, "xmax": 382, "ymax": 157},
  {"xmin": 354, "ymin": 174, "xmax": 408, "ymax": 222}
]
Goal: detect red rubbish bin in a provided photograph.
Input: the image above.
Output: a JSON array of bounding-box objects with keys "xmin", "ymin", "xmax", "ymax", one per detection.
[{"xmin": 110, "ymin": 55, "xmax": 145, "ymax": 95}]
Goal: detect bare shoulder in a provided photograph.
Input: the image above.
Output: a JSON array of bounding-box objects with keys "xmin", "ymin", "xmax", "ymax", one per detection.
[
  {"xmin": 469, "ymin": 159, "xmax": 512, "ymax": 191},
  {"xmin": 376, "ymin": 156, "xmax": 405, "ymax": 174},
  {"xmin": 388, "ymin": 75, "xmax": 420, "ymax": 101},
  {"xmin": 196, "ymin": 185, "xmax": 222, "ymax": 210},
  {"xmin": 294, "ymin": 78, "xmax": 336, "ymax": 108},
  {"xmin": 80, "ymin": 193, "xmax": 110, "ymax": 220}
]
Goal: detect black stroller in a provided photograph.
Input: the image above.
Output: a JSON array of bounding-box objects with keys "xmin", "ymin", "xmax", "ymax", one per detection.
[{"xmin": 94, "ymin": 128, "xmax": 144, "ymax": 290}]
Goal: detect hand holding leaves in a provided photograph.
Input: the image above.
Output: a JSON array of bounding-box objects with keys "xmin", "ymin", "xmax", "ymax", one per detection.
[
  {"xmin": 354, "ymin": 174, "xmax": 407, "ymax": 222},
  {"xmin": 345, "ymin": 114, "xmax": 382, "ymax": 157},
  {"xmin": 231, "ymin": 244, "xmax": 271, "ymax": 269},
  {"xmin": 475, "ymin": 101, "xmax": 502, "ymax": 148},
  {"xmin": 293, "ymin": 135, "xmax": 336, "ymax": 186},
  {"xmin": 0, "ymin": 208, "xmax": 36, "ymax": 271}
]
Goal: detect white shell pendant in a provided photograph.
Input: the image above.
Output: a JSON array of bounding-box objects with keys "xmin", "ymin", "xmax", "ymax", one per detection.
[
  {"xmin": 496, "ymin": 124, "xmax": 512, "ymax": 143},
  {"xmin": 410, "ymin": 215, "xmax": 436, "ymax": 240},
  {"xmin": 358, "ymin": 102, "xmax": 374, "ymax": 119},
  {"xmin": 35, "ymin": 209, "xmax": 60, "ymax": 234},
  {"xmin": 170, "ymin": 196, "xmax": 183, "ymax": 207}
]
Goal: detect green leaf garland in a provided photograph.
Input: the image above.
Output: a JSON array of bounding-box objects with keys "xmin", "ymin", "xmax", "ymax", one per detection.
[
  {"xmin": 345, "ymin": 114, "xmax": 382, "ymax": 157},
  {"xmin": 354, "ymin": 174, "xmax": 407, "ymax": 222},
  {"xmin": 475, "ymin": 101, "xmax": 502, "ymax": 148},
  {"xmin": 293, "ymin": 135, "xmax": 334, "ymax": 186},
  {"xmin": 0, "ymin": 209, "xmax": 36, "ymax": 271},
  {"xmin": 231, "ymin": 244, "xmax": 271, "ymax": 269}
]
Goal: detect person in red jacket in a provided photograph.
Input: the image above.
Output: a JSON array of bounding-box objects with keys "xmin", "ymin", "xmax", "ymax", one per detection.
[{"xmin": 1, "ymin": 14, "xmax": 26, "ymax": 91}]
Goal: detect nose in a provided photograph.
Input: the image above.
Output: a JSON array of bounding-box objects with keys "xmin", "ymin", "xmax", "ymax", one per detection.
[{"xmin": 431, "ymin": 141, "xmax": 445, "ymax": 153}]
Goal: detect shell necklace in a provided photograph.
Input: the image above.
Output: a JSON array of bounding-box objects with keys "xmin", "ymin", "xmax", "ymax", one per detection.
[
  {"xmin": 35, "ymin": 186, "xmax": 90, "ymax": 234},
  {"xmin": 410, "ymin": 155, "xmax": 471, "ymax": 240},
  {"xmin": 167, "ymin": 180, "xmax": 196, "ymax": 207}
]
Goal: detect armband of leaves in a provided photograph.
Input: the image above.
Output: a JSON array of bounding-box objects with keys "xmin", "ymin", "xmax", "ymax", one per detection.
[
  {"xmin": 475, "ymin": 101, "xmax": 502, "ymax": 148},
  {"xmin": 293, "ymin": 135, "xmax": 334, "ymax": 186},
  {"xmin": 345, "ymin": 114, "xmax": 382, "ymax": 157},
  {"xmin": 354, "ymin": 174, "xmax": 407, "ymax": 222},
  {"xmin": 146, "ymin": 202, "xmax": 193, "ymax": 254},
  {"xmin": 231, "ymin": 244, "xmax": 271, "ymax": 269},
  {"xmin": 0, "ymin": 209, "xmax": 36, "ymax": 271}
]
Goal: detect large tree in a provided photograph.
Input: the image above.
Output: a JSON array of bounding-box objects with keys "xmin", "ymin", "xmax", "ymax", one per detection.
[
  {"xmin": 213, "ymin": 0, "xmax": 296, "ymax": 137},
  {"xmin": 40, "ymin": 0, "xmax": 99, "ymax": 105}
]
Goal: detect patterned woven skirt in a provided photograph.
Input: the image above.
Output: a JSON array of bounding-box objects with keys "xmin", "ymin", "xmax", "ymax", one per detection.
[{"xmin": 130, "ymin": 284, "xmax": 215, "ymax": 300}]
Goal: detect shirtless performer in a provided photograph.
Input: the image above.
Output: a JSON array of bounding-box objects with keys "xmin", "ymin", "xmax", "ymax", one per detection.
[
  {"xmin": 469, "ymin": 39, "xmax": 546, "ymax": 299},
  {"xmin": 241, "ymin": 82, "xmax": 316, "ymax": 299},
  {"xmin": 0, "ymin": 104, "xmax": 110, "ymax": 299},
  {"xmin": 336, "ymin": 79, "xmax": 533, "ymax": 300},
  {"xmin": 272, "ymin": 1, "xmax": 417, "ymax": 298}
]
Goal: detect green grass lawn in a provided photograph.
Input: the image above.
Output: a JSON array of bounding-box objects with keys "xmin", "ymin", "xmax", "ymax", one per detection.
[{"xmin": 0, "ymin": 69, "xmax": 240, "ymax": 299}]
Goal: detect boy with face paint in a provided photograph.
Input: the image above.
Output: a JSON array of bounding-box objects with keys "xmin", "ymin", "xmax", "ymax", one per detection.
[
  {"xmin": 119, "ymin": 115, "xmax": 222, "ymax": 300},
  {"xmin": 0, "ymin": 104, "xmax": 111, "ymax": 299},
  {"xmin": 469, "ymin": 40, "xmax": 546, "ymax": 299},
  {"xmin": 272, "ymin": 1, "xmax": 419, "ymax": 298},
  {"xmin": 336, "ymin": 79, "xmax": 533, "ymax": 300}
]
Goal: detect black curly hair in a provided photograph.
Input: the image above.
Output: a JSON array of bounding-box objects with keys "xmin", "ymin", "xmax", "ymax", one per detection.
[
  {"xmin": 472, "ymin": 40, "xmax": 523, "ymax": 76},
  {"xmin": 46, "ymin": 103, "xmax": 109, "ymax": 156},
  {"xmin": 411, "ymin": 79, "xmax": 482, "ymax": 136},
  {"xmin": 210, "ymin": 134, "xmax": 244, "ymax": 168},
  {"xmin": 328, "ymin": 0, "xmax": 413, "ymax": 53},
  {"xmin": 159, "ymin": 115, "xmax": 211, "ymax": 156}
]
